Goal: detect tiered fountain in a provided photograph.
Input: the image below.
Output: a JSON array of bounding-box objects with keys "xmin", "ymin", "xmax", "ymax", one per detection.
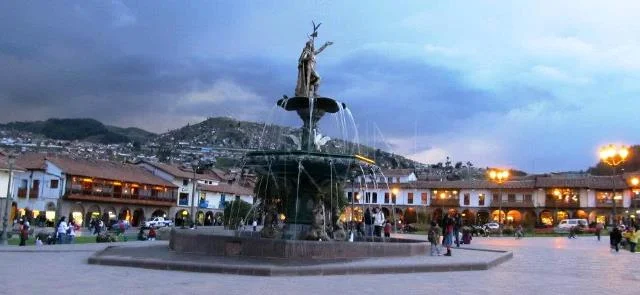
[{"xmin": 169, "ymin": 22, "xmax": 427, "ymax": 259}]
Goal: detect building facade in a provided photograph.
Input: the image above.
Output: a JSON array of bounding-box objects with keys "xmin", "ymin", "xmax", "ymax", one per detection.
[{"xmin": 348, "ymin": 170, "xmax": 640, "ymax": 227}]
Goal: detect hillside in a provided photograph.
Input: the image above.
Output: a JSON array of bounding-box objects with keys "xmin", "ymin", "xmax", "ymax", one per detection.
[
  {"xmin": 0, "ymin": 118, "xmax": 155, "ymax": 144},
  {"xmin": 153, "ymin": 117, "xmax": 419, "ymax": 169}
]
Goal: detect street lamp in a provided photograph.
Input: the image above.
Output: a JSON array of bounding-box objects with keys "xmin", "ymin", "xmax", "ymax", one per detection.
[
  {"xmin": 599, "ymin": 144, "xmax": 630, "ymax": 225},
  {"xmin": 190, "ymin": 160, "xmax": 198, "ymax": 228},
  {"xmin": 1, "ymin": 153, "xmax": 16, "ymax": 246},
  {"xmin": 488, "ymin": 169, "xmax": 509, "ymax": 236},
  {"xmin": 391, "ymin": 187, "xmax": 398, "ymax": 233},
  {"xmin": 628, "ymin": 177, "xmax": 639, "ymax": 224}
]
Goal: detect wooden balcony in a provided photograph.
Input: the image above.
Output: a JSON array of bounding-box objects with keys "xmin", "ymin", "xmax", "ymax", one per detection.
[
  {"xmin": 430, "ymin": 199, "xmax": 460, "ymax": 207},
  {"xmin": 491, "ymin": 200, "xmax": 534, "ymax": 208},
  {"xmin": 545, "ymin": 200, "xmax": 580, "ymax": 208},
  {"xmin": 65, "ymin": 193, "xmax": 176, "ymax": 207},
  {"xmin": 29, "ymin": 190, "xmax": 39, "ymax": 199},
  {"xmin": 17, "ymin": 188, "xmax": 27, "ymax": 198},
  {"xmin": 595, "ymin": 201, "xmax": 623, "ymax": 208}
]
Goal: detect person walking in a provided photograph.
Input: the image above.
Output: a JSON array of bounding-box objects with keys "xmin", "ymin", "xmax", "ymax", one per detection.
[
  {"xmin": 610, "ymin": 226, "xmax": 623, "ymax": 252},
  {"xmin": 18, "ymin": 220, "xmax": 28, "ymax": 246},
  {"xmin": 627, "ymin": 226, "xmax": 638, "ymax": 253},
  {"xmin": 443, "ymin": 212, "xmax": 455, "ymax": 256},
  {"xmin": 595, "ymin": 222, "xmax": 603, "ymax": 241},
  {"xmin": 148, "ymin": 226, "xmax": 157, "ymax": 241},
  {"xmin": 372, "ymin": 207, "xmax": 385, "ymax": 237},
  {"xmin": 453, "ymin": 212, "xmax": 462, "ymax": 247},
  {"xmin": 68, "ymin": 220, "xmax": 77, "ymax": 244},
  {"xmin": 383, "ymin": 220, "xmax": 392, "ymax": 238},
  {"xmin": 364, "ymin": 208, "xmax": 373, "ymax": 237},
  {"xmin": 56, "ymin": 217, "xmax": 68, "ymax": 244},
  {"xmin": 252, "ymin": 219, "xmax": 258, "ymax": 232},
  {"xmin": 428, "ymin": 221, "xmax": 442, "ymax": 256}
]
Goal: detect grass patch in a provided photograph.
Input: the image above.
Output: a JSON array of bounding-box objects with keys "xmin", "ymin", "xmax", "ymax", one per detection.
[{"xmin": 8, "ymin": 234, "xmax": 137, "ymax": 246}]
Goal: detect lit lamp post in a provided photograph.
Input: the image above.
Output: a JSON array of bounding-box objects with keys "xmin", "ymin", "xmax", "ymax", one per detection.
[
  {"xmin": 628, "ymin": 177, "xmax": 639, "ymax": 224},
  {"xmin": 599, "ymin": 144, "xmax": 629, "ymax": 226},
  {"xmin": 391, "ymin": 187, "xmax": 398, "ymax": 233},
  {"xmin": 1, "ymin": 154, "xmax": 16, "ymax": 246},
  {"xmin": 488, "ymin": 169, "xmax": 509, "ymax": 236},
  {"xmin": 190, "ymin": 160, "xmax": 198, "ymax": 228}
]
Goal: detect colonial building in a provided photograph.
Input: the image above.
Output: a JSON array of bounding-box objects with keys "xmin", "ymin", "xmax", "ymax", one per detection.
[
  {"xmin": 13, "ymin": 154, "xmax": 178, "ymax": 227},
  {"xmin": 348, "ymin": 171, "xmax": 640, "ymax": 227},
  {"xmin": 0, "ymin": 151, "xmax": 24, "ymax": 225}
]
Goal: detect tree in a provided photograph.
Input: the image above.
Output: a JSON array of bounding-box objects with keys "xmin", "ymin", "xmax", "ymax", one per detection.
[{"xmin": 223, "ymin": 199, "xmax": 253, "ymax": 229}]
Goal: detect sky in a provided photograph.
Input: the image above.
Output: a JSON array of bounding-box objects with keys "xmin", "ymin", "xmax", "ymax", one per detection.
[{"xmin": 1, "ymin": 1, "xmax": 640, "ymax": 173}]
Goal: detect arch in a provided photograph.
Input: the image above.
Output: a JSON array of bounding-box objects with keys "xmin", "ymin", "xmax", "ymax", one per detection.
[
  {"xmin": 175, "ymin": 209, "xmax": 190, "ymax": 226},
  {"xmin": 151, "ymin": 209, "xmax": 167, "ymax": 218},
  {"xmin": 120, "ymin": 207, "xmax": 132, "ymax": 222},
  {"xmin": 588, "ymin": 210, "xmax": 607, "ymax": 224},
  {"xmin": 476, "ymin": 210, "xmax": 490, "ymax": 225},
  {"xmin": 103, "ymin": 207, "xmax": 117, "ymax": 223},
  {"xmin": 404, "ymin": 207, "xmax": 417, "ymax": 224},
  {"xmin": 461, "ymin": 209, "xmax": 476, "ymax": 225},
  {"xmin": 381, "ymin": 207, "xmax": 391, "ymax": 219},
  {"xmin": 132, "ymin": 208, "xmax": 145, "ymax": 227},
  {"xmin": 432, "ymin": 208, "xmax": 443, "ymax": 223},
  {"xmin": 539, "ymin": 210, "xmax": 553, "ymax": 226},
  {"xmin": 491, "ymin": 210, "xmax": 506, "ymax": 223},
  {"xmin": 522, "ymin": 210, "xmax": 537, "ymax": 228},
  {"xmin": 205, "ymin": 211, "xmax": 214, "ymax": 226},
  {"xmin": 506, "ymin": 210, "xmax": 522, "ymax": 225},
  {"xmin": 574, "ymin": 210, "xmax": 587, "ymax": 219},
  {"xmin": 393, "ymin": 207, "xmax": 404, "ymax": 222},
  {"xmin": 556, "ymin": 210, "xmax": 569, "ymax": 223},
  {"xmin": 86, "ymin": 204, "xmax": 101, "ymax": 227},
  {"xmin": 69, "ymin": 203, "xmax": 84, "ymax": 227},
  {"xmin": 196, "ymin": 210, "xmax": 205, "ymax": 226}
]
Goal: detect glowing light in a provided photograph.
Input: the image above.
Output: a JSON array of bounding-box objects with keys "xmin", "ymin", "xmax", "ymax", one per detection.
[
  {"xmin": 82, "ymin": 178, "xmax": 93, "ymax": 183},
  {"xmin": 279, "ymin": 213, "xmax": 286, "ymax": 221},
  {"xmin": 112, "ymin": 181, "xmax": 122, "ymax": 186},
  {"xmin": 630, "ymin": 177, "xmax": 639, "ymax": 186}
]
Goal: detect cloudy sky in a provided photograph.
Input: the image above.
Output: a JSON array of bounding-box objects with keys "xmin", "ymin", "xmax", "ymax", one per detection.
[{"xmin": 2, "ymin": 1, "xmax": 640, "ymax": 172}]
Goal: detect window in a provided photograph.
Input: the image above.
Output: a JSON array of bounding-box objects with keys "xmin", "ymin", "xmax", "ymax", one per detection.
[
  {"xmin": 508, "ymin": 194, "xmax": 516, "ymax": 202},
  {"xmin": 464, "ymin": 194, "xmax": 470, "ymax": 205},
  {"xmin": 391, "ymin": 193, "xmax": 397, "ymax": 204},
  {"xmin": 20, "ymin": 179, "xmax": 28, "ymax": 189},
  {"xmin": 219, "ymin": 194, "xmax": 226, "ymax": 209},
  {"xmin": 182, "ymin": 179, "xmax": 189, "ymax": 186},
  {"xmin": 384, "ymin": 192, "xmax": 390, "ymax": 204},
  {"xmin": 524, "ymin": 194, "xmax": 532, "ymax": 202},
  {"xmin": 387, "ymin": 177, "xmax": 393, "ymax": 184},
  {"xmin": 492, "ymin": 194, "xmax": 500, "ymax": 203},
  {"xmin": 421, "ymin": 192, "xmax": 428, "ymax": 204},
  {"xmin": 354, "ymin": 192, "xmax": 360, "ymax": 202},
  {"xmin": 365, "ymin": 192, "xmax": 371, "ymax": 203},
  {"xmin": 50, "ymin": 179, "xmax": 59, "ymax": 189},
  {"xmin": 347, "ymin": 192, "xmax": 353, "ymax": 202},
  {"xmin": 178, "ymin": 193, "xmax": 189, "ymax": 206},
  {"xmin": 479, "ymin": 194, "xmax": 485, "ymax": 206},
  {"xmin": 407, "ymin": 192, "xmax": 414, "ymax": 204},
  {"xmin": 372, "ymin": 192, "xmax": 378, "ymax": 203}
]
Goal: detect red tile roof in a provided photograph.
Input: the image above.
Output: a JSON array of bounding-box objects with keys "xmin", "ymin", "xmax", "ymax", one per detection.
[
  {"xmin": 17, "ymin": 153, "xmax": 176, "ymax": 187},
  {"xmin": 0, "ymin": 153, "xmax": 25, "ymax": 171},
  {"xmin": 141, "ymin": 161, "xmax": 194, "ymax": 179},
  {"xmin": 198, "ymin": 182, "xmax": 253, "ymax": 196}
]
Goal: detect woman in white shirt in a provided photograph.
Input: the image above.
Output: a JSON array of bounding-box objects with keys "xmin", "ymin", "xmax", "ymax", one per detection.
[
  {"xmin": 56, "ymin": 217, "xmax": 68, "ymax": 244},
  {"xmin": 372, "ymin": 208, "xmax": 385, "ymax": 237},
  {"xmin": 68, "ymin": 220, "xmax": 77, "ymax": 244}
]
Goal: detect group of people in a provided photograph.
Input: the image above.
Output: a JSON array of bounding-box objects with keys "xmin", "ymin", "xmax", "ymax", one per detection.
[
  {"xmin": 609, "ymin": 225, "xmax": 639, "ymax": 253},
  {"xmin": 427, "ymin": 211, "xmax": 465, "ymax": 256},
  {"xmin": 363, "ymin": 207, "xmax": 393, "ymax": 238},
  {"xmin": 53, "ymin": 216, "xmax": 79, "ymax": 244},
  {"xmin": 137, "ymin": 226, "xmax": 157, "ymax": 241}
]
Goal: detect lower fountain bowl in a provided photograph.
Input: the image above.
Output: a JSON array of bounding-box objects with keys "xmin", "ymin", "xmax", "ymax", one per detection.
[{"xmin": 170, "ymin": 229, "xmax": 428, "ymax": 259}]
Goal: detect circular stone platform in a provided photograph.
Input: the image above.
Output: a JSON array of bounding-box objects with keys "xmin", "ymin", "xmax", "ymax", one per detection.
[{"xmin": 170, "ymin": 229, "xmax": 428, "ymax": 259}]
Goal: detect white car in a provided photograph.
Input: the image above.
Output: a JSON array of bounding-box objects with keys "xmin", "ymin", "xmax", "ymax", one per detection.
[
  {"xmin": 484, "ymin": 222, "xmax": 500, "ymax": 230},
  {"xmin": 144, "ymin": 217, "xmax": 173, "ymax": 228},
  {"xmin": 557, "ymin": 219, "xmax": 587, "ymax": 230}
]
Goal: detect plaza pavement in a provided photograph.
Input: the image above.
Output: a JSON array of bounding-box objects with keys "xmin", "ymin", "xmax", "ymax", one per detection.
[{"xmin": 0, "ymin": 235, "xmax": 637, "ymax": 295}]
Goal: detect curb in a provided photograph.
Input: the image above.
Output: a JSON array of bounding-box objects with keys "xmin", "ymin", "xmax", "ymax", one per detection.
[{"xmin": 88, "ymin": 248, "xmax": 513, "ymax": 276}]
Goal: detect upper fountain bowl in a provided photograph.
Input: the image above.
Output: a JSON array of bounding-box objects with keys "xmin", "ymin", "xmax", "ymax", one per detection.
[{"xmin": 277, "ymin": 96, "xmax": 346, "ymax": 113}]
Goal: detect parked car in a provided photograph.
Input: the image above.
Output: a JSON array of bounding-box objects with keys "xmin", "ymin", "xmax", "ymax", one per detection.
[
  {"xmin": 143, "ymin": 217, "xmax": 173, "ymax": 228},
  {"xmin": 484, "ymin": 222, "xmax": 501, "ymax": 230},
  {"xmin": 557, "ymin": 219, "xmax": 587, "ymax": 230}
]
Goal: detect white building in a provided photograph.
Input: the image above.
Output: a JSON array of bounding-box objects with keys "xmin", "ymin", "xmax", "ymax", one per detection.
[{"xmin": 0, "ymin": 152, "xmax": 24, "ymax": 225}]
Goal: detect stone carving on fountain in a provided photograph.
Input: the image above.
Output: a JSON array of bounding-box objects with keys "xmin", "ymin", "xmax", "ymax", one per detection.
[{"xmin": 245, "ymin": 22, "xmax": 374, "ymax": 241}]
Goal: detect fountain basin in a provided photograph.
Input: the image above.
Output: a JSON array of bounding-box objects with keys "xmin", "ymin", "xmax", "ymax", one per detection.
[{"xmin": 170, "ymin": 229, "xmax": 428, "ymax": 259}]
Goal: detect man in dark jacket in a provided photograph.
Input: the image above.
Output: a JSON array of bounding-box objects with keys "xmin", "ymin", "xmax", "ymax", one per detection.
[
  {"xmin": 364, "ymin": 208, "xmax": 373, "ymax": 237},
  {"xmin": 610, "ymin": 226, "xmax": 623, "ymax": 252}
]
